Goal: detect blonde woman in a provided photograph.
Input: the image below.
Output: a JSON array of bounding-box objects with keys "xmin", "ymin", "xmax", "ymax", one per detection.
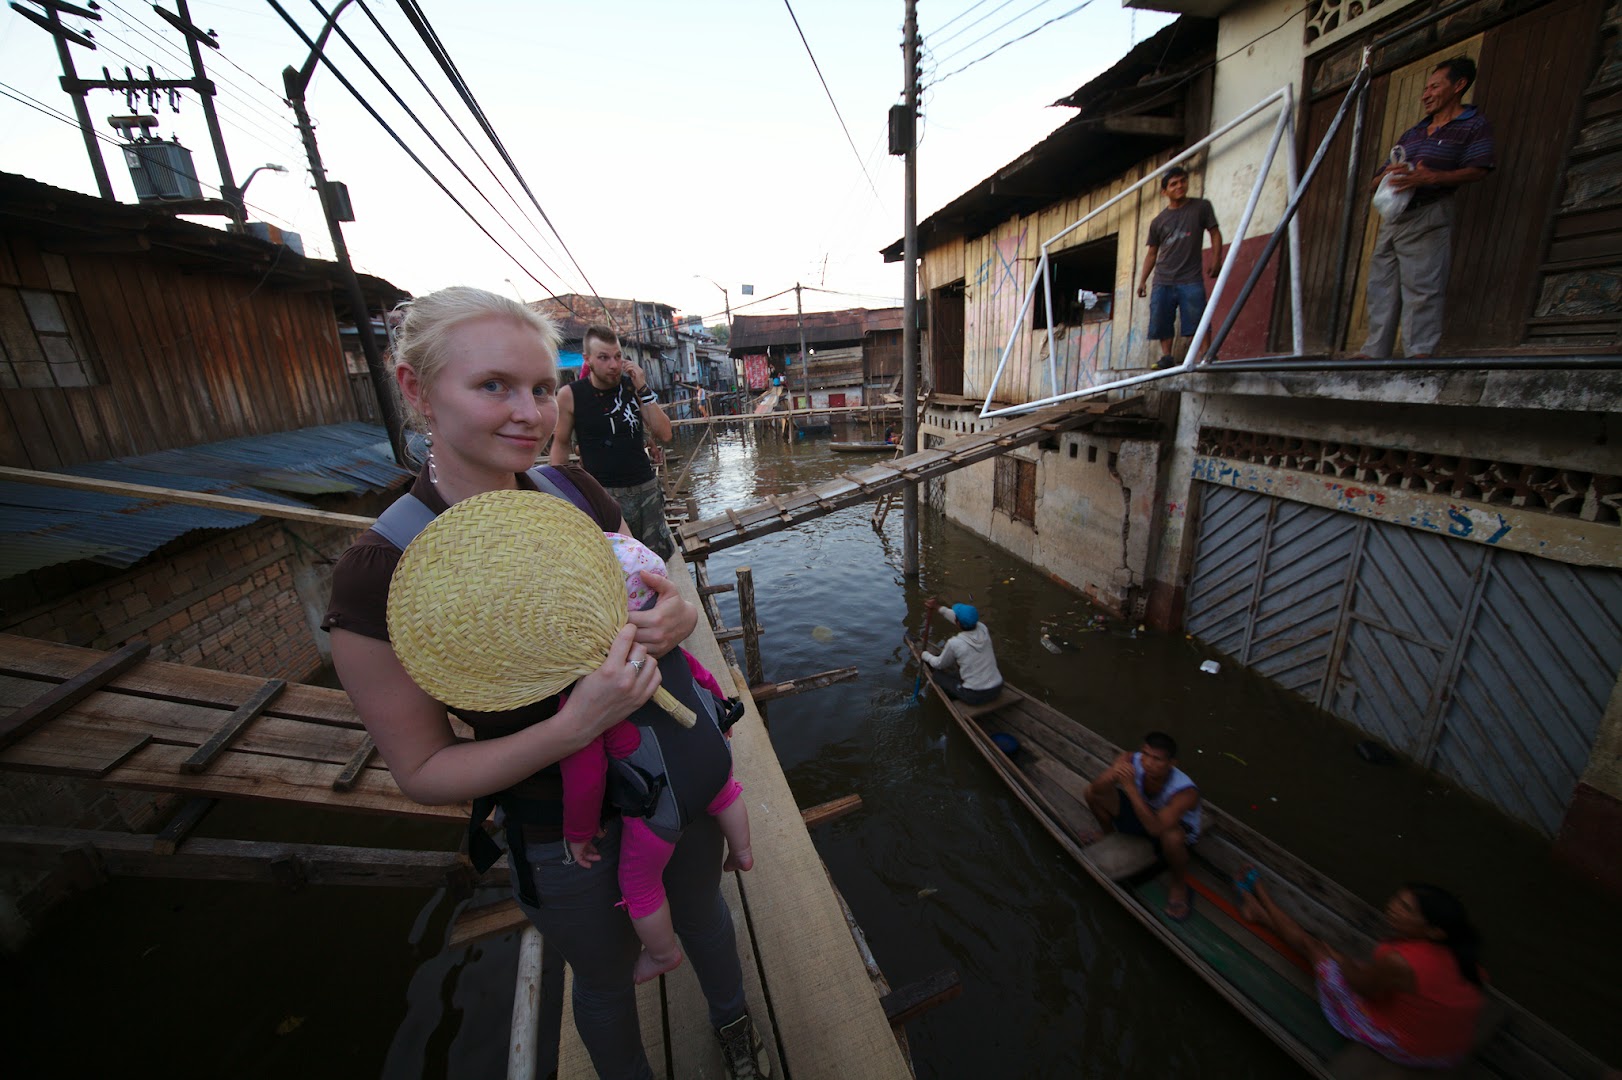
[{"xmin": 323, "ymin": 287, "xmax": 770, "ymax": 1080}]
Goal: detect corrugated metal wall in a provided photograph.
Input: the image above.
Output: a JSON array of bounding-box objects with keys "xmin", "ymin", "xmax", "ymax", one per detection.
[{"xmin": 1185, "ymin": 482, "xmax": 1622, "ymax": 834}]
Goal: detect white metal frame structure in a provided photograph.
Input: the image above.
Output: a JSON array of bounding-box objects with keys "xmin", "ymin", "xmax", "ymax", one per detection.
[{"xmin": 979, "ymin": 85, "xmax": 1304, "ymax": 420}]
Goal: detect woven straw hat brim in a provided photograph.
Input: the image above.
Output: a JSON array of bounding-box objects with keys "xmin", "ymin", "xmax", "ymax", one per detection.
[{"xmin": 388, "ymin": 489, "xmax": 630, "ymax": 713}]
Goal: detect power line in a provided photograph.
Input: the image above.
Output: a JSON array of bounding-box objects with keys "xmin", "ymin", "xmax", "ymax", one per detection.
[
  {"xmin": 924, "ymin": 0, "xmax": 998, "ymax": 39},
  {"xmin": 933, "ymin": 0, "xmax": 1097, "ymax": 85},
  {"xmin": 0, "ymin": 78, "xmax": 298, "ymax": 232},
  {"xmin": 312, "ymin": 0, "xmax": 582, "ymax": 298},
  {"xmin": 780, "ymin": 0, "xmax": 882, "ymax": 205},
  {"xmin": 352, "ymin": 0, "xmax": 577, "ymax": 284},
  {"xmin": 391, "ymin": 0, "xmax": 613, "ymax": 327},
  {"xmin": 929, "ymin": 0, "xmax": 1023, "ymax": 51},
  {"xmin": 268, "ymin": 4, "xmax": 584, "ymax": 312},
  {"xmin": 935, "ymin": 0, "xmax": 1066, "ymax": 65}
]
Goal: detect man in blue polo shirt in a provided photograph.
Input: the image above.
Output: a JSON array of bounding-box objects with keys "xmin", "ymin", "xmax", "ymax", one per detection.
[{"xmin": 1358, "ymin": 56, "xmax": 1496, "ymax": 359}]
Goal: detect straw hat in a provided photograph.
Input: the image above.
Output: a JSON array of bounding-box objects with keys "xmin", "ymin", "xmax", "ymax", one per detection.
[{"xmin": 387, "ymin": 489, "xmax": 695, "ymax": 726}]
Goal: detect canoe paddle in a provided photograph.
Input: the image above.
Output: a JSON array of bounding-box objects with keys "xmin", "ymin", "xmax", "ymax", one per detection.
[{"xmin": 910, "ymin": 603, "xmax": 935, "ymax": 701}]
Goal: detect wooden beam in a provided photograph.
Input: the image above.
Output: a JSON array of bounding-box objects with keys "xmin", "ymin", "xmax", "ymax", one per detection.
[
  {"xmin": 879, "ymin": 969, "xmax": 963, "ymax": 1026},
  {"xmin": 447, "ymin": 897, "xmax": 529, "ymax": 950},
  {"xmin": 801, "ymin": 794, "xmax": 863, "ymax": 829},
  {"xmin": 181, "ymin": 678, "xmax": 287, "ymax": 774},
  {"xmin": 1100, "ymin": 115, "xmax": 1183, "ymax": 137},
  {"xmin": 0, "ymin": 825, "xmax": 504, "ymax": 889},
  {"xmin": 697, "ymin": 583, "xmax": 735, "ymax": 596},
  {"xmin": 747, "ymin": 667, "xmax": 859, "ymax": 704},
  {"xmin": 0, "ymin": 640, "xmax": 149, "ymax": 751},
  {"xmin": 151, "ymin": 797, "xmax": 217, "ymax": 855},
  {"xmin": 332, "ymin": 734, "xmax": 376, "ymax": 791},
  {"xmin": 0, "ymin": 465, "xmax": 379, "ymax": 530}
]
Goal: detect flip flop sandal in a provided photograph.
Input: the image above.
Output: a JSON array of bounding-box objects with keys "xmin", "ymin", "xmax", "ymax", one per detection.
[
  {"xmin": 1233, "ymin": 867, "xmax": 1260, "ymax": 898},
  {"xmin": 1164, "ymin": 892, "xmax": 1195, "ymax": 922}
]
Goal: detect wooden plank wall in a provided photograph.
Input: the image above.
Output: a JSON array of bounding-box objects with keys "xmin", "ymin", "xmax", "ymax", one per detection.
[
  {"xmin": 1300, "ymin": 0, "xmax": 1602, "ymax": 353},
  {"xmin": 0, "ymin": 232, "xmax": 358, "ymax": 471},
  {"xmin": 950, "ymin": 154, "xmax": 1172, "ymax": 407}
]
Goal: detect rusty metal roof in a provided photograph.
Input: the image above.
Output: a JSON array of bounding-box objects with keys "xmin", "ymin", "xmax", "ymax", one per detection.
[
  {"xmin": 729, "ymin": 308, "xmax": 904, "ymax": 351},
  {"xmin": 0, "ymin": 422, "xmax": 411, "ymax": 581},
  {"xmin": 529, "ymin": 294, "xmax": 680, "ymax": 348},
  {"xmin": 0, "ymin": 172, "xmax": 410, "ymax": 314}
]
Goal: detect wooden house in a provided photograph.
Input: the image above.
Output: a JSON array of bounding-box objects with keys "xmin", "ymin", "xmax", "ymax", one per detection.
[{"xmin": 728, "ymin": 307, "xmax": 905, "ymax": 409}]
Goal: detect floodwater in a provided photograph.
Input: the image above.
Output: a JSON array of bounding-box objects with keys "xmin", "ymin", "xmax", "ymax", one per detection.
[{"xmin": 3, "ymin": 424, "xmax": 1618, "ymax": 1078}]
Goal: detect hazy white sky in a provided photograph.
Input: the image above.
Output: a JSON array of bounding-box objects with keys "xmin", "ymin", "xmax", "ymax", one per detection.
[{"xmin": 0, "ymin": 0, "xmax": 1171, "ymax": 322}]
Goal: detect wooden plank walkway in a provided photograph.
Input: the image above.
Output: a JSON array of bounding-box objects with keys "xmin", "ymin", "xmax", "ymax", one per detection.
[
  {"xmin": 552, "ymin": 552, "xmax": 911, "ymax": 1079},
  {"xmin": 677, "ymin": 399, "xmax": 1133, "ymax": 558},
  {"xmin": 0, "ymin": 550, "xmax": 911, "ymax": 1078}
]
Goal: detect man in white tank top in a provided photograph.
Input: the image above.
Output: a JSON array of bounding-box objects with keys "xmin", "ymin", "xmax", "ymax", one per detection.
[{"xmin": 1084, "ymin": 731, "xmax": 1202, "ymax": 921}]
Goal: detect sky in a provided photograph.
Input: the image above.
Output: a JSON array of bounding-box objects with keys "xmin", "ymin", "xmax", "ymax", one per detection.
[{"xmin": 0, "ymin": 0, "xmax": 1173, "ymax": 324}]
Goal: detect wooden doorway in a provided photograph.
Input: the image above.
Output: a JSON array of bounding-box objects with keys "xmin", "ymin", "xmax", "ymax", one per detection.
[{"xmin": 930, "ymin": 281, "xmax": 965, "ymax": 395}]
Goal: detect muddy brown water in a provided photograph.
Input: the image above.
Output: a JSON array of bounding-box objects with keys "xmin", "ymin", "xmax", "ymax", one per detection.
[{"xmin": 3, "ymin": 424, "xmax": 1616, "ymax": 1078}]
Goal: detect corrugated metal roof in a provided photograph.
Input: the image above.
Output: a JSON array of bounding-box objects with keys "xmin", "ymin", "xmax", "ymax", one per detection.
[
  {"xmin": 729, "ymin": 308, "xmax": 905, "ymax": 351},
  {"xmin": 0, "ymin": 422, "xmax": 412, "ymax": 581}
]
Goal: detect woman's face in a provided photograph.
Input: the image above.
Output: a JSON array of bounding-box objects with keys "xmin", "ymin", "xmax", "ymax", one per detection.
[
  {"xmin": 402, "ymin": 315, "xmax": 558, "ymax": 484},
  {"xmin": 1384, "ymin": 889, "xmax": 1434, "ymax": 939}
]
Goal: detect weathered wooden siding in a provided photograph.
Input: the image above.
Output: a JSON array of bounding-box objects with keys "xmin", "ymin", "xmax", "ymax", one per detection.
[
  {"xmin": 0, "ymin": 232, "xmax": 355, "ymax": 470},
  {"xmin": 954, "ymin": 154, "xmax": 1178, "ymax": 407},
  {"xmin": 1299, "ymin": 0, "xmax": 1605, "ymax": 352}
]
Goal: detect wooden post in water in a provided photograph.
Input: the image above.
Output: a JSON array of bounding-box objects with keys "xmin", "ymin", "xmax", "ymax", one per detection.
[{"xmin": 736, "ymin": 566, "xmax": 764, "ymax": 689}]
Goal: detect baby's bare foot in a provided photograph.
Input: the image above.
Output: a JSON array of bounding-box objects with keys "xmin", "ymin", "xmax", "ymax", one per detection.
[
  {"xmin": 633, "ymin": 946, "xmax": 682, "ymax": 985},
  {"xmin": 723, "ymin": 847, "xmax": 753, "ymax": 872}
]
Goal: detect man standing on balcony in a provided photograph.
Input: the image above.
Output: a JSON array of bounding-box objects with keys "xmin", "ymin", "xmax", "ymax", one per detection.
[
  {"xmin": 551, "ymin": 324, "xmax": 677, "ymax": 558},
  {"xmin": 1359, "ymin": 56, "xmax": 1496, "ymax": 359},
  {"xmin": 1137, "ymin": 165, "xmax": 1223, "ymax": 370}
]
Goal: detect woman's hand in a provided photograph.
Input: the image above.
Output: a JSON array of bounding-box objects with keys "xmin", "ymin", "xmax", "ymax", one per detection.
[
  {"xmin": 567, "ymin": 625, "xmax": 660, "ymax": 736},
  {"xmin": 627, "ymin": 571, "xmax": 698, "ymax": 657}
]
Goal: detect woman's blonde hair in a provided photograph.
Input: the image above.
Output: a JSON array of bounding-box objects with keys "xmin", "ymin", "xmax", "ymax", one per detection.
[{"xmin": 391, "ymin": 286, "xmax": 561, "ymax": 424}]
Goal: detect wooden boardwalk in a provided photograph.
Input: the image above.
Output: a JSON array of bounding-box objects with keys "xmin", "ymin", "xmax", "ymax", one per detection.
[
  {"xmin": 0, "ymin": 548, "xmax": 912, "ymax": 1078},
  {"xmin": 678, "ymin": 399, "xmax": 1141, "ymax": 558}
]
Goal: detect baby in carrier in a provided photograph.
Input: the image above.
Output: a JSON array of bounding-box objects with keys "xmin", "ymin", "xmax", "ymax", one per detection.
[{"xmin": 559, "ymin": 534, "xmax": 754, "ymax": 984}]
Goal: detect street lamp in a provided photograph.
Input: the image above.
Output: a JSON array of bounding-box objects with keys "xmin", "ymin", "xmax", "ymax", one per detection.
[
  {"xmin": 237, "ymin": 162, "xmax": 288, "ymax": 205},
  {"xmin": 504, "ymin": 277, "xmax": 525, "ymax": 303},
  {"xmin": 692, "ymin": 274, "xmax": 731, "ymax": 337}
]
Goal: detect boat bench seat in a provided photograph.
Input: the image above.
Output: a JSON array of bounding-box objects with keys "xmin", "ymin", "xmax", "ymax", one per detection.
[{"xmin": 1083, "ymin": 832, "xmax": 1159, "ymax": 881}]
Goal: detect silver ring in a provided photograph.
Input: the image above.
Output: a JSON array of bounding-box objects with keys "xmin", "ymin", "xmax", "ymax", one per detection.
[{"xmin": 630, "ymin": 659, "xmax": 645, "ymax": 673}]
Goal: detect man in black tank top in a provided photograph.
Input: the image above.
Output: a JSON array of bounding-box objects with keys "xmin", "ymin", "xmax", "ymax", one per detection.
[{"xmin": 551, "ymin": 324, "xmax": 677, "ymax": 558}]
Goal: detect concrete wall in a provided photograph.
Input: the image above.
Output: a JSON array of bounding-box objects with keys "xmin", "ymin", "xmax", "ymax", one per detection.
[
  {"xmin": 1207, "ymin": 0, "xmax": 1308, "ymax": 242},
  {"xmin": 926, "ymin": 406, "xmax": 1160, "ymax": 615}
]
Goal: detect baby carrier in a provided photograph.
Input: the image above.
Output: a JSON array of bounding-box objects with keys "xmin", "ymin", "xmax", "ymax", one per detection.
[{"xmin": 372, "ymin": 466, "xmax": 738, "ymax": 901}]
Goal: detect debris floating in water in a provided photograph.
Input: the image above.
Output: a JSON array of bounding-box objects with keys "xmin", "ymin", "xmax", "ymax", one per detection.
[
  {"xmin": 1223, "ymin": 752, "xmax": 1248, "ymax": 766},
  {"xmin": 811, "ymin": 626, "xmax": 834, "ymax": 642},
  {"xmin": 1199, "ymin": 660, "xmax": 1221, "ymax": 675},
  {"xmin": 917, "ymin": 887, "xmax": 938, "ymax": 899},
  {"xmin": 1040, "ymin": 632, "xmax": 1063, "ymax": 654}
]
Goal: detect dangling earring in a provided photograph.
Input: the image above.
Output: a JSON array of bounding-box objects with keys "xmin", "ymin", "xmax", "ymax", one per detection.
[{"xmin": 425, "ymin": 426, "xmax": 439, "ymax": 485}]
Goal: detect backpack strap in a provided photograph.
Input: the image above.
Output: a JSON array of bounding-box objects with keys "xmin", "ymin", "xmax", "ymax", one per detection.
[
  {"xmin": 371, "ymin": 467, "xmax": 598, "ymax": 553},
  {"xmin": 527, "ymin": 465, "xmax": 597, "ymax": 519},
  {"xmin": 370, "ymin": 493, "xmax": 437, "ymax": 551}
]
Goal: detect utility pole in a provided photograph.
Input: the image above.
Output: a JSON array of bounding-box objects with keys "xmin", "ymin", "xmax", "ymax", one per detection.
[
  {"xmin": 277, "ymin": 0, "xmax": 407, "ymax": 466},
  {"xmin": 158, "ymin": 0, "xmax": 242, "ymax": 228},
  {"xmin": 795, "ymin": 283, "xmax": 810, "ymax": 431},
  {"xmin": 15, "ymin": 0, "xmax": 113, "ymax": 199},
  {"xmin": 899, "ymin": 0, "xmax": 921, "ymax": 577}
]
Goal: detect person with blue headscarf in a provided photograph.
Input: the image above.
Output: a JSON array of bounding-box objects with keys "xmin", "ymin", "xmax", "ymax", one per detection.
[{"xmin": 920, "ymin": 598, "xmax": 1004, "ymax": 705}]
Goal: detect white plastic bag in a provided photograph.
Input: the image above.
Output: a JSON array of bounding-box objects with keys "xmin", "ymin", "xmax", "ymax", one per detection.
[{"xmin": 1371, "ymin": 145, "xmax": 1413, "ymax": 222}]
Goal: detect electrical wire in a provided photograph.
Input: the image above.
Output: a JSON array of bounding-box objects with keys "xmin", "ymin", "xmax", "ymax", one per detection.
[
  {"xmin": 780, "ymin": 0, "xmax": 882, "ymax": 204},
  {"xmin": 392, "ymin": 0, "xmax": 613, "ymax": 327},
  {"xmin": 933, "ymin": 0, "xmax": 1097, "ymax": 86},
  {"xmin": 924, "ymin": 0, "xmax": 998, "ymax": 40},
  {"xmin": 0, "ymin": 79, "xmax": 298, "ymax": 231},
  {"xmin": 352, "ymin": 0, "xmax": 577, "ymax": 284},
  {"xmin": 929, "ymin": 0, "xmax": 1024, "ymax": 52},
  {"xmin": 268, "ymin": 4, "xmax": 583, "ymax": 310},
  {"xmin": 311, "ymin": 0, "xmax": 581, "ymax": 298},
  {"xmin": 934, "ymin": 0, "xmax": 1068, "ymax": 65}
]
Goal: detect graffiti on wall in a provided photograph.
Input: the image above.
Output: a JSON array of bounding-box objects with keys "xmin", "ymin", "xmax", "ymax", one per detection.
[{"xmin": 1192, "ymin": 457, "xmax": 1519, "ymax": 546}]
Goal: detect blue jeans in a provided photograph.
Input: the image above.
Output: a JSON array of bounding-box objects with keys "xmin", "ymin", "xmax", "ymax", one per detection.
[{"xmin": 1148, "ymin": 282, "xmax": 1207, "ymax": 343}]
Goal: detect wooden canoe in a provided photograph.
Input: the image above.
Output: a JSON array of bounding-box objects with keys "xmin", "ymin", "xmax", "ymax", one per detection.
[
  {"xmin": 908, "ymin": 647, "xmax": 1608, "ymax": 1079},
  {"xmin": 829, "ymin": 441, "xmax": 897, "ymax": 453}
]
